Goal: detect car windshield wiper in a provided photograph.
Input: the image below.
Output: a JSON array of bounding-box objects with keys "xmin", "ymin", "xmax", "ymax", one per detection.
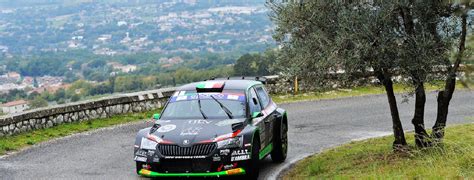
[
  {"xmin": 197, "ymin": 93, "xmax": 208, "ymax": 119},
  {"xmin": 210, "ymin": 95, "xmax": 233, "ymax": 119}
]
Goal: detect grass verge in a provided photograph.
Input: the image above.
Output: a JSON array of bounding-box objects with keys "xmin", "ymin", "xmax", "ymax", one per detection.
[
  {"xmin": 283, "ymin": 124, "xmax": 474, "ymax": 179},
  {"xmin": 0, "ymin": 110, "xmax": 159, "ymax": 156},
  {"xmin": 271, "ymin": 82, "xmax": 468, "ymax": 104}
]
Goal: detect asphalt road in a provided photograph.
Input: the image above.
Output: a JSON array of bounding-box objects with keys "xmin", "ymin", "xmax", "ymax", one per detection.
[{"xmin": 0, "ymin": 91, "xmax": 473, "ymax": 180}]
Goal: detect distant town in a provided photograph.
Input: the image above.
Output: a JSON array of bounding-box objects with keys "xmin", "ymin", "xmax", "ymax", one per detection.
[
  {"xmin": 0, "ymin": 0, "xmax": 275, "ymax": 115},
  {"xmin": 0, "ymin": 0, "xmax": 273, "ymax": 56}
]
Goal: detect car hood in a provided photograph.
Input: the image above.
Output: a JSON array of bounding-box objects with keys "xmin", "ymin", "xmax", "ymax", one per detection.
[{"xmin": 150, "ymin": 118, "xmax": 246, "ymax": 147}]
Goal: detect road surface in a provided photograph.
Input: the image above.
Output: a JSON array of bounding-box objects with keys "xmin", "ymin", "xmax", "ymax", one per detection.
[{"xmin": 1, "ymin": 91, "xmax": 472, "ymax": 180}]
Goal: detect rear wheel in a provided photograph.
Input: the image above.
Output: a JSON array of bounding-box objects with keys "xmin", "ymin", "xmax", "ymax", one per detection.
[
  {"xmin": 244, "ymin": 135, "xmax": 260, "ymax": 179},
  {"xmin": 271, "ymin": 117, "xmax": 288, "ymax": 163}
]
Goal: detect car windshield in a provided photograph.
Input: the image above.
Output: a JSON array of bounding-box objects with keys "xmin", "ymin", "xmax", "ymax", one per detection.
[{"xmin": 161, "ymin": 92, "xmax": 246, "ymax": 119}]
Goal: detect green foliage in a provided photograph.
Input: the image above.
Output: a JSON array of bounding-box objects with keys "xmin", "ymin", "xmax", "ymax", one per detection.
[
  {"xmin": 87, "ymin": 59, "xmax": 107, "ymax": 68},
  {"xmin": 114, "ymin": 76, "xmax": 146, "ymax": 92},
  {"xmin": 268, "ymin": 1, "xmax": 461, "ymax": 89},
  {"xmin": 0, "ymin": 89, "xmax": 27, "ymax": 103},
  {"xmin": 29, "ymin": 96, "xmax": 48, "ymax": 109},
  {"xmin": 13, "ymin": 58, "xmax": 68, "ymax": 77},
  {"xmin": 461, "ymin": 35, "xmax": 474, "ymax": 86},
  {"xmin": 70, "ymin": 94, "xmax": 81, "ymax": 102},
  {"xmin": 233, "ymin": 49, "xmax": 277, "ymax": 76}
]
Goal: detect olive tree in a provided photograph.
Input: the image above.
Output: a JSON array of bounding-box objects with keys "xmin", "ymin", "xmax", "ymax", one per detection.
[
  {"xmin": 269, "ymin": 1, "xmax": 409, "ymax": 149},
  {"xmin": 268, "ymin": 1, "xmax": 471, "ymax": 150},
  {"xmin": 431, "ymin": 4, "xmax": 471, "ymax": 143}
]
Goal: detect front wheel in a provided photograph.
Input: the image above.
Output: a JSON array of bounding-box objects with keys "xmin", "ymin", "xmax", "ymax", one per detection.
[
  {"xmin": 271, "ymin": 118, "xmax": 288, "ymax": 163},
  {"xmin": 244, "ymin": 136, "xmax": 260, "ymax": 179}
]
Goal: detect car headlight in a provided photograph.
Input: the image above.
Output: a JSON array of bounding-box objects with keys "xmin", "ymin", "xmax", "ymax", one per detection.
[
  {"xmin": 217, "ymin": 136, "xmax": 243, "ymax": 149},
  {"xmin": 141, "ymin": 137, "xmax": 158, "ymax": 150}
]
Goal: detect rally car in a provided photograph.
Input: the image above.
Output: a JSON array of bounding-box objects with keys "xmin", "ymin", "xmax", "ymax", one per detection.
[{"xmin": 133, "ymin": 78, "xmax": 288, "ymax": 179}]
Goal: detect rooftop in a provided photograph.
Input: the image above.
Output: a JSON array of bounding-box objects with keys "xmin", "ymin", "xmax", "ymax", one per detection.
[{"xmin": 1, "ymin": 100, "xmax": 28, "ymax": 107}]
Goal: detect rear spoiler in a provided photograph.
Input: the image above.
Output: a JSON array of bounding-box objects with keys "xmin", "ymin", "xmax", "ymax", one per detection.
[{"xmin": 206, "ymin": 76, "xmax": 269, "ymax": 84}]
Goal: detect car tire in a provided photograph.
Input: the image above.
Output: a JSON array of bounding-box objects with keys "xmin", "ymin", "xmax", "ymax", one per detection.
[
  {"xmin": 244, "ymin": 135, "xmax": 260, "ymax": 179},
  {"xmin": 136, "ymin": 162, "xmax": 144, "ymax": 175},
  {"xmin": 271, "ymin": 117, "xmax": 288, "ymax": 163}
]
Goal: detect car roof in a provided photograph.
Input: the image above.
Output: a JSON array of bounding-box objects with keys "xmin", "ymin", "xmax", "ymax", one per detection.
[{"xmin": 177, "ymin": 80, "xmax": 262, "ymax": 91}]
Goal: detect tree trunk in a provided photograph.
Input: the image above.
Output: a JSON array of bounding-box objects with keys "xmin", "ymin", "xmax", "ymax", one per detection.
[
  {"xmin": 432, "ymin": 11, "xmax": 468, "ymax": 142},
  {"xmin": 376, "ymin": 71, "xmax": 407, "ymax": 150},
  {"xmin": 412, "ymin": 83, "xmax": 431, "ymax": 147},
  {"xmin": 399, "ymin": 4, "xmax": 431, "ymax": 147}
]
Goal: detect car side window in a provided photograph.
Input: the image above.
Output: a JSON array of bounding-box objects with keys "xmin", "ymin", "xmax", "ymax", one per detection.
[
  {"xmin": 249, "ymin": 87, "xmax": 262, "ymax": 113},
  {"xmin": 255, "ymin": 86, "xmax": 270, "ymax": 108}
]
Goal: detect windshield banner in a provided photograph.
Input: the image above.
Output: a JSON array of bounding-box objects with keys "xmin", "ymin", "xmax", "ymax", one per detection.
[{"xmin": 169, "ymin": 93, "xmax": 245, "ymax": 103}]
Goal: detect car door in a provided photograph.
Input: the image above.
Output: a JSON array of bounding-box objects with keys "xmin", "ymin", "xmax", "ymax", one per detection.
[
  {"xmin": 248, "ymin": 86, "xmax": 267, "ymax": 149},
  {"xmin": 255, "ymin": 86, "xmax": 275, "ymax": 148}
]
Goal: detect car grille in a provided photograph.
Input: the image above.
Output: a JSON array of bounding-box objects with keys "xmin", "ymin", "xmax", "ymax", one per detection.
[{"xmin": 158, "ymin": 143, "xmax": 217, "ymax": 156}]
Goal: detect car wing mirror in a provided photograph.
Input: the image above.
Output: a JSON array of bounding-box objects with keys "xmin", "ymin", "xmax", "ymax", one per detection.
[
  {"xmin": 152, "ymin": 113, "xmax": 161, "ymax": 120},
  {"xmin": 252, "ymin": 112, "xmax": 264, "ymax": 118}
]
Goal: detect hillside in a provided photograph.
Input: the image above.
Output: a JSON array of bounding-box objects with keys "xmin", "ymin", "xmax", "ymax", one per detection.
[{"xmin": 0, "ymin": 0, "xmax": 273, "ymax": 56}]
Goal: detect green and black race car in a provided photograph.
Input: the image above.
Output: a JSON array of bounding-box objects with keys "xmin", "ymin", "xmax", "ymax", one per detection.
[{"xmin": 133, "ymin": 78, "xmax": 288, "ymax": 179}]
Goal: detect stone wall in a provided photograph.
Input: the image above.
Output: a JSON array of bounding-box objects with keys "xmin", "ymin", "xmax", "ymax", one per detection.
[{"xmin": 0, "ymin": 87, "xmax": 176, "ymax": 137}]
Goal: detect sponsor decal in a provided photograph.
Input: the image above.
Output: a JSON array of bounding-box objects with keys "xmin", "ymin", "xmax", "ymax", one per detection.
[
  {"xmin": 134, "ymin": 156, "xmax": 147, "ymax": 162},
  {"xmin": 157, "ymin": 124, "xmax": 176, "ymax": 133},
  {"xmin": 227, "ymin": 95, "xmax": 239, "ymax": 100},
  {"xmin": 215, "ymin": 119, "xmax": 242, "ymax": 127},
  {"xmin": 188, "ymin": 120, "xmax": 212, "ymax": 124},
  {"xmin": 172, "ymin": 91, "xmax": 187, "ymax": 97},
  {"xmin": 231, "ymin": 149, "xmax": 249, "ymax": 156},
  {"xmin": 172, "ymin": 91, "xmax": 179, "ymax": 97},
  {"xmin": 231, "ymin": 155, "xmax": 250, "ymax": 162},
  {"xmin": 164, "ymin": 156, "xmax": 206, "ymax": 159},
  {"xmin": 224, "ymin": 164, "xmax": 233, "ymax": 170},
  {"xmin": 135, "ymin": 149, "xmax": 147, "ymax": 157},
  {"xmin": 180, "ymin": 127, "xmax": 202, "ymax": 136},
  {"xmin": 176, "ymin": 96, "xmax": 187, "ymax": 101},
  {"xmin": 223, "ymin": 163, "xmax": 238, "ymax": 170},
  {"xmin": 170, "ymin": 93, "xmax": 245, "ymax": 103},
  {"xmin": 213, "ymin": 154, "xmax": 221, "ymax": 161},
  {"xmin": 220, "ymin": 149, "xmax": 230, "ymax": 156},
  {"xmin": 147, "ymin": 150, "xmax": 155, "ymax": 156}
]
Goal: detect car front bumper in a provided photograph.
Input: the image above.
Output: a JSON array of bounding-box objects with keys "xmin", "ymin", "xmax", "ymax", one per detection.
[{"xmin": 138, "ymin": 168, "xmax": 246, "ymax": 177}]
